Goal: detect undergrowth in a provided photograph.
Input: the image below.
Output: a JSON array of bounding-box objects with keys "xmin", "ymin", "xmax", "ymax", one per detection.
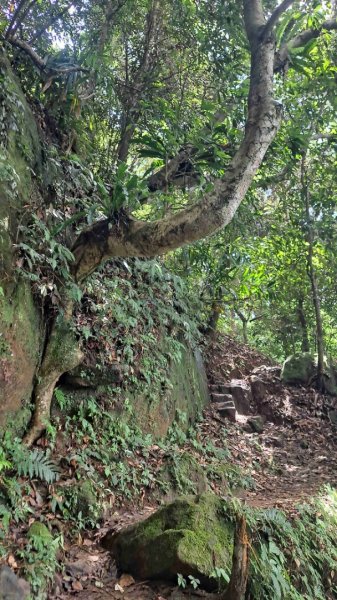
[{"xmin": 1, "ymin": 411, "xmax": 337, "ymax": 599}]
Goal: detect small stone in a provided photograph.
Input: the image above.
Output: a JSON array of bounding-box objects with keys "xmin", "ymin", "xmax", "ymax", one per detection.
[{"xmin": 247, "ymin": 416, "xmax": 265, "ymax": 433}]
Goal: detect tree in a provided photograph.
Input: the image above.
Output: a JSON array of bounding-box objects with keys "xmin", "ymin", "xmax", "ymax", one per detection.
[{"xmin": 1, "ymin": 0, "xmax": 337, "ymax": 443}]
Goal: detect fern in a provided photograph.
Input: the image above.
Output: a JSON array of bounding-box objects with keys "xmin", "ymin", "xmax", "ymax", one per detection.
[{"xmin": 16, "ymin": 449, "xmax": 60, "ymax": 484}]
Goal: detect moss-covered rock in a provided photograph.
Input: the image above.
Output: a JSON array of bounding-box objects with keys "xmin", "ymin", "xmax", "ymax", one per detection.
[
  {"xmin": 281, "ymin": 352, "xmax": 337, "ymax": 395},
  {"xmin": 281, "ymin": 352, "xmax": 315, "ymax": 385},
  {"xmin": 161, "ymin": 452, "xmax": 208, "ymax": 498},
  {"xmin": 102, "ymin": 493, "xmax": 233, "ymax": 586},
  {"xmin": 122, "ymin": 344, "xmax": 210, "ymax": 437}
]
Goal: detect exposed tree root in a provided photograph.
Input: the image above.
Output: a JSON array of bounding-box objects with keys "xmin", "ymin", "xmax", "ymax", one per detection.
[{"xmin": 23, "ymin": 314, "xmax": 83, "ymax": 447}]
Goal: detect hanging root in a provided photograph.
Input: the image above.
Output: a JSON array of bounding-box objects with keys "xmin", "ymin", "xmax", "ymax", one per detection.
[
  {"xmin": 23, "ymin": 315, "xmax": 83, "ymax": 447},
  {"xmin": 223, "ymin": 515, "xmax": 249, "ymax": 600}
]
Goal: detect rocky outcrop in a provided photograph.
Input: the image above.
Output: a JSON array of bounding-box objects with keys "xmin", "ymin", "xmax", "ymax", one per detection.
[{"xmin": 102, "ymin": 494, "xmax": 233, "ymax": 586}]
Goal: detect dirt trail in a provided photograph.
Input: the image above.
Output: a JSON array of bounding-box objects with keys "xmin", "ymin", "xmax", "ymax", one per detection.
[{"xmin": 204, "ymin": 336, "xmax": 337, "ymax": 511}]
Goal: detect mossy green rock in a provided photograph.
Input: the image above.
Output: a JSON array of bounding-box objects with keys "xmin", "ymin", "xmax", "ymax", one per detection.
[
  {"xmin": 281, "ymin": 352, "xmax": 337, "ymax": 395},
  {"xmin": 27, "ymin": 522, "xmax": 52, "ymax": 541},
  {"xmin": 102, "ymin": 494, "xmax": 233, "ymax": 584},
  {"xmin": 281, "ymin": 352, "xmax": 315, "ymax": 385}
]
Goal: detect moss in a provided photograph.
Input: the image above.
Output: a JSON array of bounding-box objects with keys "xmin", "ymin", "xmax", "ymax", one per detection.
[
  {"xmin": 74, "ymin": 480, "xmax": 99, "ymax": 519},
  {"xmin": 103, "ymin": 493, "xmax": 233, "ymax": 584},
  {"xmin": 0, "ymin": 280, "xmax": 41, "ymax": 430},
  {"xmin": 161, "ymin": 452, "xmax": 208, "ymax": 496},
  {"xmin": 27, "ymin": 522, "xmax": 52, "ymax": 541}
]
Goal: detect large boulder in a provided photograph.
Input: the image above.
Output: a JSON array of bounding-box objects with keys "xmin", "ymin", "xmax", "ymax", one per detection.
[
  {"xmin": 281, "ymin": 352, "xmax": 315, "ymax": 385},
  {"xmin": 281, "ymin": 352, "xmax": 337, "ymax": 395},
  {"xmin": 102, "ymin": 494, "xmax": 233, "ymax": 586},
  {"xmin": 230, "ymin": 379, "xmax": 252, "ymax": 414}
]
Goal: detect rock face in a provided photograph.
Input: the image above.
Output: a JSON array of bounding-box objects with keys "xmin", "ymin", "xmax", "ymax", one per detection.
[
  {"xmin": 102, "ymin": 494, "xmax": 233, "ymax": 585},
  {"xmin": 60, "ymin": 343, "xmax": 210, "ymax": 438}
]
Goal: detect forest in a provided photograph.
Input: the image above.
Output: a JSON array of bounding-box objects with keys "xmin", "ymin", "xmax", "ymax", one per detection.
[{"xmin": 1, "ymin": 0, "xmax": 337, "ymax": 598}]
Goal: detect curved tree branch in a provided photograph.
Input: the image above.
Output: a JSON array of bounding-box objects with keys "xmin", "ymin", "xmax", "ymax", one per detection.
[{"xmin": 71, "ymin": 0, "xmax": 282, "ymax": 282}]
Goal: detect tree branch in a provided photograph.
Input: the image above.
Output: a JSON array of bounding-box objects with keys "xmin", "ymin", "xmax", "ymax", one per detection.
[
  {"xmin": 263, "ymin": 0, "xmax": 296, "ymax": 39},
  {"xmin": 243, "ymin": 0, "xmax": 266, "ymax": 44},
  {"xmin": 71, "ymin": 3, "xmax": 282, "ymax": 282},
  {"xmin": 7, "ymin": 36, "xmax": 88, "ymax": 75},
  {"xmin": 276, "ymin": 18, "xmax": 337, "ymax": 70},
  {"xmin": 5, "ymin": 0, "xmax": 28, "ymax": 39},
  {"xmin": 116, "ymin": 0, "xmax": 160, "ymax": 162}
]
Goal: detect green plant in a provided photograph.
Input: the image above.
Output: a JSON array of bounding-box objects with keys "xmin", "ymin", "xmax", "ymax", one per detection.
[
  {"xmin": 16, "ymin": 448, "xmax": 60, "ymax": 484},
  {"xmin": 188, "ymin": 575, "xmax": 200, "ymax": 590},
  {"xmin": 17, "ymin": 526, "xmax": 63, "ymax": 599},
  {"xmin": 177, "ymin": 573, "xmax": 187, "ymax": 588}
]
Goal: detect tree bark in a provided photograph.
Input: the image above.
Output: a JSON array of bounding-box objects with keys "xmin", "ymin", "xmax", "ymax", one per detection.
[
  {"xmin": 297, "ymin": 295, "xmax": 310, "ymax": 353},
  {"xmin": 23, "ymin": 309, "xmax": 83, "ymax": 446},
  {"xmin": 222, "ymin": 515, "xmax": 249, "ymax": 600},
  {"xmin": 301, "ymin": 157, "xmax": 325, "ymax": 391}
]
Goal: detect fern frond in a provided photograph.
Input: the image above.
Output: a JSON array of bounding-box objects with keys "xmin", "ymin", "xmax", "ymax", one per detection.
[{"xmin": 16, "ymin": 449, "xmax": 60, "ymax": 484}]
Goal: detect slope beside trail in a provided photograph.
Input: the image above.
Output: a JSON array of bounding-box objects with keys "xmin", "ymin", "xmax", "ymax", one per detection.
[
  {"xmin": 204, "ymin": 335, "xmax": 337, "ymax": 511},
  {"xmin": 53, "ymin": 335, "xmax": 337, "ymax": 600}
]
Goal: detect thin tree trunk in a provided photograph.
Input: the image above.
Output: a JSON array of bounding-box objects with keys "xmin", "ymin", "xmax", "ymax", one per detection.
[
  {"xmin": 242, "ymin": 319, "xmax": 248, "ymax": 344},
  {"xmin": 206, "ymin": 302, "xmax": 221, "ymax": 337},
  {"xmin": 301, "ymin": 156, "xmax": 325, "ymax": 390},
  {"xmin": 222, "ymin": 515, "xmax": 249, "ymax": 600},
  {"xmin": 297, "ymin": 295, "xmax": 310, "ymax": 352}
]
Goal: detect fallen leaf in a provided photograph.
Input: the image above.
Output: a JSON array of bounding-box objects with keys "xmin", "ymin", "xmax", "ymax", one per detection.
[
  {"xmin": 7, "ymin": 554, "xmax": 17, "ymax": 568},
  {"xmin": 72, "ymin": 580, "xmax": 83, "ymax": 591},
  {"xmin": 115, "ymin": 583, "xmax": 124, "ymax": 592},
  {"xmin": 118, "ymin": 574, "xmax": 135, "ymax": 588},
  {"xmin": 88, "ymin": 555, "xmax": 99, "ymax": 562}
]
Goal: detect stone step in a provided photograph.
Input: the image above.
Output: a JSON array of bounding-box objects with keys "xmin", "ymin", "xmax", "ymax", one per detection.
[
  {"xmin": 210, "ymin": 383, "xmax": 232, "ymax": 394},
  {"xmin": 211, "ymin": 393, "xmax": 233, "ymax": 404},
  {"xmin": 216, "ymin": 404, "xmax": 236, "ymax": 422},
  {"xmin": 216, "ymin": 400, "xmax": 235, "ymax": 410}
]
